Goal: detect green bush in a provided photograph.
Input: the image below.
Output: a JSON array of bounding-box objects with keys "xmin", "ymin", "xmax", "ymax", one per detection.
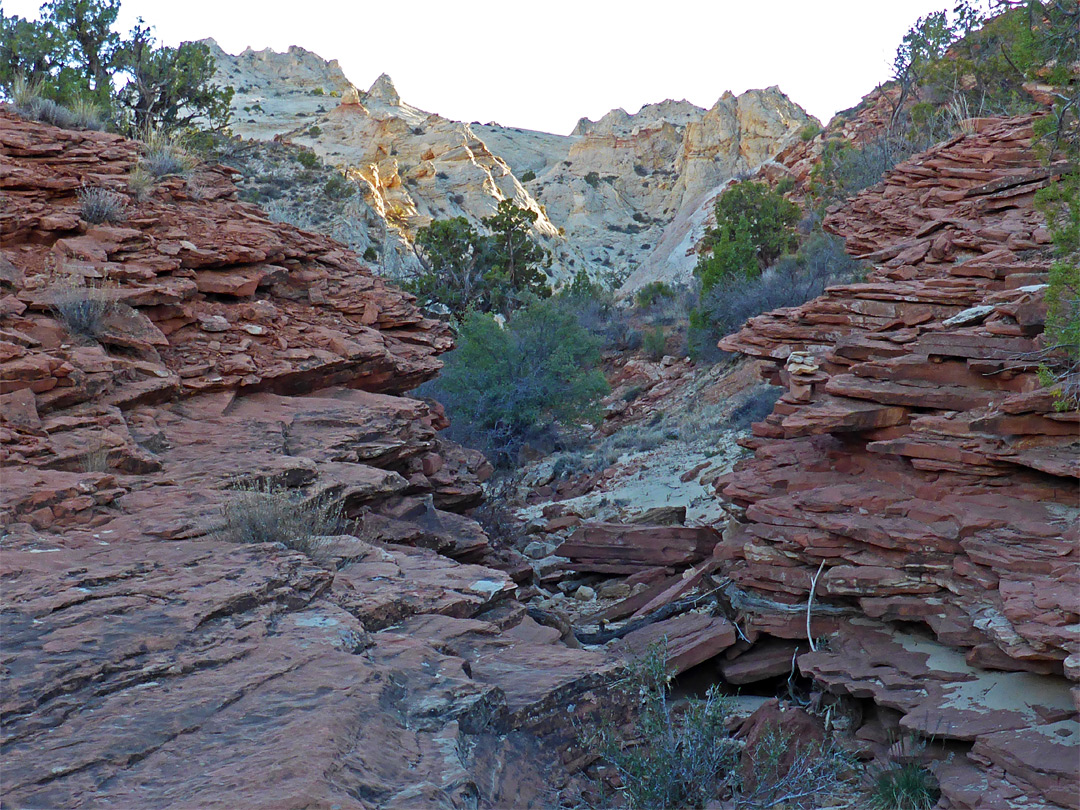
[
  {"xmin": 585, "ymin": 171, "xmax": 601, "ymax": 188},
  {"xmin": 423, "ymin": 297, "xmax": 608, "ymax": 466},
  {"xmin": 1, "ymin": 2, "xmax": 233, "ymax": 134},
  {"xmin": 406, "ymin": 200, "xmax": 551, "ymax": 319},
  {"xmin": 307, "ymin": 125, "xmax": 321, "ymax": 137},
  {"xmin": 634, "ymin": 281, "xmax": 676, "ymax": 309},
  {"xmin": 690, "ymin": 232, "xmax": 863, "ymax": 361},
  {"xmin": 799, "ymin": 122, "xmax": 822, "ymax": 141},
  {"xmin": 643, "ymin": 326, "xmax": 667, "ymax": 360},
  {"xmin": 362, "ymin": 246, "xmax": 378, "ymax": 261},
  {"xmin": 585, "ymin": 642, "xmax": 849, "ymax": 809},
  {"xmin": 296, "ymin": 149, "xmax": 319, "ymax": 169},
  {"xmin": 323, "ymin": 174, "xmax": 353, "ymax": 199},
  {"xmin": 520, "ymin": 169, "xmax": 536, "ymax": 182},
  {"xmin": 695, "ymin": 181, "xmax": 799, "ymax": 292}
]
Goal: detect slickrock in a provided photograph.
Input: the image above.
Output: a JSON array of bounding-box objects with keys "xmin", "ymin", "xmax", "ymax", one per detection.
[
  {"xmin": 717, "ymin": 114, "xmax": 1079, "ymax": 807},
  {"xmin": 0, "ymin": 109, "xmax": 616, "ymax": 808}
]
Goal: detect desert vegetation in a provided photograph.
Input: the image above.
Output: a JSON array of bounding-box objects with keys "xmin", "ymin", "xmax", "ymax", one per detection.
[
  {"xmin": 583, "ymin": 643, "xmax": 851, "ymax": 809},
  {"xmin": 1, "ymin": 0, "xmax": 233, "ymax": 135},
  {"xmin": 216, "ymin": 480, "xmax": 343, "ymax": 560},
  {"xmin": 421, "ymin": 295, "xmax": 608, "ymax": 466},
  {"xmin": 406, "ymin": 199, "xmax": 552, "ymax": 319}
]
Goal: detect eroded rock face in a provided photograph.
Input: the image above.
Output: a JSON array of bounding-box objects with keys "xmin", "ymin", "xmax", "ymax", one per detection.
[
  {"xmin": 207, "ymin": 44, "xmax": 813, "ymax": 289},
  {"xmin": 0, "ymin": 109, "xmax": 617, "ymax": 807},
  {"xmin": 717, "ymin": 114, "xmax": 1079, "ymax": 808}
]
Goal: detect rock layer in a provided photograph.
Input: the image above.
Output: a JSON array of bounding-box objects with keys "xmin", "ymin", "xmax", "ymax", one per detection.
[
  {"xmin": 718, "ymin": 114, "xmax": 1079, "ymax": 808},
  {"xmin": 0, "ymin": 109, "xmax": 616, "ymax": 808},
  {"xmin": 207, "ymin": 44, "xmax": 813, "ymax": 289}
]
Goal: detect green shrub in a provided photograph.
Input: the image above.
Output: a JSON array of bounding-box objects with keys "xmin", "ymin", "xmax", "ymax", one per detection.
[
  {"xmin": 323, "ymin": 174, "xmax": 353, "ymax": 199},
  {"xmin": 311, "ymin": 87, "xmax": 324, "ymax": 95},
  {"xmin": 799, "ymin": 121, "xmax": 822, "ymax": 141},
  {"xmin": 307, "ymin": 125, "xmax": 321, "ymax": 137},
  {"xmin": 520, "ymin": 169, "xmax": 536, "ymax": 182},
  {"xmin": 422, "ymin": 297, "xmax": 608, "ymax": 466},
  {"xmin": 690, "ymin": 232, "xmax": 863, "ymax": 361},
  {"xmin": 296, "ymin": 149, "xmax": 319, "ymax": 169},
  {"xmin": 643, "ymin": 326, "xmax": 667, "ymax": 360},
  {"xmin": 590, "ymin": 645, "xmax": 736, "ymax": 809},
  {"xmin": 362, "ymin": 246, "xmax": 378, "ymax": 261},
  {"xmin": 871, "ymin": 764, "xmax": 939, "ymax": 810},
  {"xmin": 585, "ymin": 171, "xmax": 601, "ymax": 188},
  {"xmin": 634, "ymin": 281, "xmax": 676, "ymax": 309},
  {"xmin": 585, "ymin": 642, "xmax": 850, "ymax": 809},
  {"xmin": 406, "ymin": 200, "xmax": 550, "ymax": 319},
  {"xmin": 695, "ymin": 181, "xmax": 800, "ymax": 292},
  {"xmin": 1, "ymin": 4, "xmax": 233, "ymax": 134},
  {"xmin": 216, "ymin": 480, "xmax": 342, "ymax": 560},
  {"xmin": 78, "ymin": 186, "xmax": 127, "ymax": 224}
]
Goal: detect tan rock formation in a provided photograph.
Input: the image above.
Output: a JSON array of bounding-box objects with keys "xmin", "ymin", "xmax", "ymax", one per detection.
[{"xmin": 208, "ymin": 44, "xmax": 813, "ymax": 289}]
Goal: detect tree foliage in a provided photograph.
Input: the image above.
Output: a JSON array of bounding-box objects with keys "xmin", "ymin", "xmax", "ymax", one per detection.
[
  {"xmin": 423, "ymin": 296, "xmax": 608, "ymax": 466},
  {"xmin": 695, "ymin": 181, "xmax": 799, "ymax": 292},
  {"xmin": 0, "ymin": 0, "xmax": 232, "ymax": 133},
  {"xmin": 408, "ymin": 200, "xmax": 550, "ymax": 319}
]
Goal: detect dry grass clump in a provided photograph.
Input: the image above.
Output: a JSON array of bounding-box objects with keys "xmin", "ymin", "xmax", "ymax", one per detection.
[
  {"xmin": 78, "ymin": 186, "xmax": 128, "ymax": 224},
  {"xmin": 127, "ymin": 165, "xmax": 155, "ymax": 201},
  {"xmin": 11, "ymin": 76, "xmax": 102, "ymax": 130},
  {"xmin": 216, "ymin": 481, "xmax": 343, "ymax": 559},
  {"xmin": 48, "ymin": 277, "xmax": 117, "ymax": 339},
  {"xmin": 138, "ymin": 129, "xmax": 197, "ymax": 178}
]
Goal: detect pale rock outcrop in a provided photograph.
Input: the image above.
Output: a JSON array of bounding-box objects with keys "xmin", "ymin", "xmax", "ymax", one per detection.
[{"xmin": 207, "ymin": 44, "xmax": 814, "ymax": 289}]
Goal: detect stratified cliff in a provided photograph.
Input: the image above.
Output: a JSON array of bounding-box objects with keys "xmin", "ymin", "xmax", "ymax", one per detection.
[{"xmin": 719, "ymin": 114, "xmax": 1078, "ymax": 809}]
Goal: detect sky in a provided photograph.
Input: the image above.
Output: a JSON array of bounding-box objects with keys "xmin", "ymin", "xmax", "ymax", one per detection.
[{"xmin": 5, "ymin": 0, "xmax": 964, "ymax": 134}]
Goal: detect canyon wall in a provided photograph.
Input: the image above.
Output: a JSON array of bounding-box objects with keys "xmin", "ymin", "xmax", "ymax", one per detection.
[{"xmin": 208, "ymin": 44, "xmax": 813, "ymax": 290}]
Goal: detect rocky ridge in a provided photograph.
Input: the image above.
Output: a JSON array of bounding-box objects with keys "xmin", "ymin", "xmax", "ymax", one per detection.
[
  {"xmin": 0, "ymin": 109, "xmax": 619, "ymax": 808},
  {"xmin": 207, "ymin": 44, "xmax": 813, "ymax": 290}
]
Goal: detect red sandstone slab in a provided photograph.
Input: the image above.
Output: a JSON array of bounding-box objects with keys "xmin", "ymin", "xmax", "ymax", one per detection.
[
  {"xmin": 555, "ymin": 523, "xmax": 721, "ymax": 574},
  {"xmin": 617, "ymin": 612, "xmax": 737, "ymax": 674}
]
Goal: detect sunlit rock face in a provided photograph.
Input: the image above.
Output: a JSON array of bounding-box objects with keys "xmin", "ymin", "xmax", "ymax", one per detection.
[{"xmin": 208, "ymin": 43, "xmax": 814, "ymax": 288}]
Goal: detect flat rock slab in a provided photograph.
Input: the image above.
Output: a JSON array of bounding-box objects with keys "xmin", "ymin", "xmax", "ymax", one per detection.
[
  {"xmin": 799, "ymin": 619, "xmax": 1079, "ymax": 808},
  {"xmin": 556, "ymin": 523, "xmax": 721, "ymax": 574},
  {"xmin": 720, "ymin": 639, "xmax": 806, "ymax": 684},
  {"xmin": 616, "ymin": 612, "xmax": 736, "ymax": 675}
]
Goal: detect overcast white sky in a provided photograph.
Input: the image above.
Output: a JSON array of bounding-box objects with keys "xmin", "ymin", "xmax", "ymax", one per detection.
[{"xmin": 7, "ymin": 0, "xmax": 967, "ymax": 134}]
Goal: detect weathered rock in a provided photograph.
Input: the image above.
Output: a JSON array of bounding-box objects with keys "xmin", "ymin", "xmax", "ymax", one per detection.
[
  {"xmin": 717, "ymin": 115, "xmax": 1079, "ymax": 808},
  {"xmin": 555, "ymin": 522, "xmax": 722, "ymax": 574},
  {"xmin": 0, "ymin": 108, "xmax": 622, "ymax": 809}
]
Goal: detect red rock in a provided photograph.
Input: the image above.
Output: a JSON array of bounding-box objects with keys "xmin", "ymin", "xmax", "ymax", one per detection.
[
  {"xmin": 555, "ymin": 523, "xmax": 721, "ymax": 574},
  {"xmin": 617, "ymin": 612, "xmax": 737, "ymax": 674}
]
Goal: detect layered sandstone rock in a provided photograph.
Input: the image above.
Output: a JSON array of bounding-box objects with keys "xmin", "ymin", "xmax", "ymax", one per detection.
[
  {"xmin": 718, "ymin": 114, "xmax": 1079, "ymax": 808},
  {"xmin": 0, "ymin": 110, "xmax": 618, "ymax": 807}
]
